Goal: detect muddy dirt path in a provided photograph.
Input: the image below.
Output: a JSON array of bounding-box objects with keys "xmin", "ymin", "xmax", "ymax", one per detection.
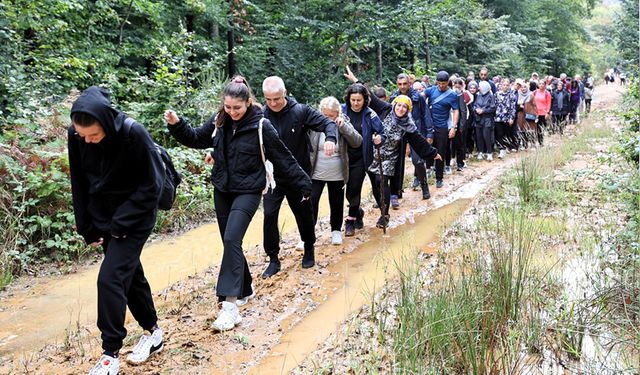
[
  {"xmin": 0, "ymin": 195, "xmax": 334, "ymax": 355},
  {"xmin": 0, "ymin": 83, "xmax": 625, "ymax": 374}
]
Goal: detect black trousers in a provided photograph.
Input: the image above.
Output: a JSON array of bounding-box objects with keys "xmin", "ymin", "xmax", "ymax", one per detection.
[
  {"xmin": 552, "ymin": 114, "xmax": 567, "ymax": 134},
  {"xmin": 311, "ymin": 179, "xmax": 344, "ymax": 232},
  {"xmin": 432, "ymin": 128, "xmax": 449, "ymax": 180},
  {"xmin": 536, "ymin": 115, "xmax": 546, "ymax": 145},
  {"xmin": 345, "ymin": 162, "xmax": 366, "ymax": 219},
  {"xmin": 98, "ymin": 231, "xmax": 157, "ymax": 352},
  {"xmin": 494, "ymin": 122, "xmax": 514, "ymax": 151},
  {"xmin": 367, "ymin": 171, "xmax": 390, "ymax": 216},
  {"xmin": 410, "ymin": 147, "xmax": 427, "ymax": 182},
  {"xmin": 451, "ymin": 128, "xmax": 466, "ymax": 167},
  {"xmin": 390, "ymin": 142, "xmax": 406, "ymax": 196},
  {"xmin": 214, "ymin": 190, "xmax": 261, "ymax": 300},
  {"xmin": 475, "ymin": 124, "xmax": 495, "ymax": 154},
  {"xmin": 465, "ymin": 126, "xmax": 476, "ymax": 156},
  {"xmin": 263, "ymin": 185, "xmax": 316, "ymax": 257},
  {"xmin": 585, "ymin": 99, "xmax": 592, "ymax": 113}
]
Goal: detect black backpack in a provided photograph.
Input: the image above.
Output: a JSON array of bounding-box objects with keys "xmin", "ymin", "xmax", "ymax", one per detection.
[{"xmin": 123, "ymin": 117, "xmax": 182, "ymax": 210}]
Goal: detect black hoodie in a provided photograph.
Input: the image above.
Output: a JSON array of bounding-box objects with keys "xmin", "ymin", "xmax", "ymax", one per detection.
[
  {"xmin": 168, "ymin": 105, "xmax": 312, "ymax": 195},
  {"xmin": 262, "ymin": 97, "xmax": 337, "ymax": 175},
  {"xmin": 68, "ymin": 86, "xmax": 165, "ymax": 242}
]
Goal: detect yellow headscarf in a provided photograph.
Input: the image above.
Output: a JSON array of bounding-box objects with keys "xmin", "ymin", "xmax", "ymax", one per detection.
[{"xmin": 392, "ymin": 95, "xmax": 413, "ymax": 112}]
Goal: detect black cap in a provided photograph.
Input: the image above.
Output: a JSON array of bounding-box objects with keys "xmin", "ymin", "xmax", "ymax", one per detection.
[{"xmin": 436, "ymin": 71, "xmax": 450, "ymax": 82}]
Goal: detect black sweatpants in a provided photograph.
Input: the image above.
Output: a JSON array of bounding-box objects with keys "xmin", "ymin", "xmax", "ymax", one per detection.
[
  {"xmin": 345, "ymin": 162, "xmax": 366, "ymax": 219},
  {"xmin": 410, "ymin": 147, "xmax": 427, "ymax": 182},
  {"xmin": 311, "ymin": 179, "xmax": 345, "ymax": 232},
  {"xmin": 214, "ymin": 190, "xmax": 261, "ymax": 300},
  {"xmin": 263, "ymin": 185, "xmax": 316, "ymax": 257},
  {"xmin": 432, "ymin": 128, "xmax": 449, "ymax": 181},
  {"xmin": 98, "ymin": 231, "xmax": 157, "ymax": 352},
  {"xmin": 367, "ymin": 171, "xmax": 390, "ymax": 216}
]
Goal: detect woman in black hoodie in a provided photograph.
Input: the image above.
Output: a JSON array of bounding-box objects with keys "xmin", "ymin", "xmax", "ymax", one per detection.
[
  {"xmin": 68, "ymin": 86, "xmax": 166, "ymax": 374},
  {"xmin": 165, "ymin": 78, "xmax": 311, "ymax": 332}
]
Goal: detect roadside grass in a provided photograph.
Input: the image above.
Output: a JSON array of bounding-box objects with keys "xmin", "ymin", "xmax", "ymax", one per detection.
[{"xmin": 347, "ymin": 111, "xmax": 635, "ymax": 373}]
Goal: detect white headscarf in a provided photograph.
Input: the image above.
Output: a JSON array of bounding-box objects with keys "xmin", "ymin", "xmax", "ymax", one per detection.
[{"xmin": 479, "ymin": 81, "xmax": 491, "ymax": 95}]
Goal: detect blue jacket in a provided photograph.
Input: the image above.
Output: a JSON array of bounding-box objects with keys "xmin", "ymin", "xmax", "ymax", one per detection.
[{"xmin": 342, "ymin": 104, "xmax": 385, "ymax": 169}]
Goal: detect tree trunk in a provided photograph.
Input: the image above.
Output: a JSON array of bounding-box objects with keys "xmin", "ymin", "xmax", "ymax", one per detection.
[
  {"xmin": 209, "ymin": 22, "xmax": 219, "ymax": 39},
  {"xmin": 377, "ymin": 41, "xmax": 383, "ymax": 81},
  {"xmin": 422, "ymin": 24, "xmax": 431, "ymax": 72},
  {"xmin": 227, "ymin": 27, "xmax": 236, "ymax": 78},
  {"xmin": 118, "ymin": 0, "xmax": 134, "ymax": 45}
]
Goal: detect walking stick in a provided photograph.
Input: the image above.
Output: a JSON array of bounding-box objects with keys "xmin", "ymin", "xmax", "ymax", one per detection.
[{"xmin": 374, "ymin": 134, "xmax": 387, "ymax": 234}]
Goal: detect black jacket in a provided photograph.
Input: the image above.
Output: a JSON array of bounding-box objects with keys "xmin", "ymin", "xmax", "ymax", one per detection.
[
  {"xmin": 263, "ymin": 97, "xmax": 337, "ymax": 175},
  {"xmin": 68, "ymin": 86, "xmax": 164, "ymax": 243},
  {"xmin": 168, "ymin": 106, "xmax": 311, "ymax": 195}
]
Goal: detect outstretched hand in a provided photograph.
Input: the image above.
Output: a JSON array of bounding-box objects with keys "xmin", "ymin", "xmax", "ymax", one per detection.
[
  {"xmin": 164, "ymin": 110, "xmax": 180, "ymax": 125},
  {"xmin": 344, "ymin": 66, "xmax": 358, "ymax": 83},
  {"xmin": 434, "ymin": 153, "xmax": 443, "ymax": 161}
]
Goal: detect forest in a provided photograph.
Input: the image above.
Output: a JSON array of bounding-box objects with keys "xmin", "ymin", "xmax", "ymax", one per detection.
[{"xmin": 0, "ymin": 0, "xmax": 639, "ymax": 374}]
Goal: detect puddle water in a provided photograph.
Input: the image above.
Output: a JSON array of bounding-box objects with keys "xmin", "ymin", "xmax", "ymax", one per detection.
[
  {"xmin": 248, "ymin": 199, "xmax": 470, "ymax": 375},
  {"xmin": 0, "ymin": 197, "xmax": 332, "ymax": 356}
]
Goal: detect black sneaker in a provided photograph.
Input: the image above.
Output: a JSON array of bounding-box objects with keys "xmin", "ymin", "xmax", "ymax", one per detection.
[
  {"xmin": 345, "ymin": 219, "xmax": 356, "ymax": 236},
  {"xmin": 457, "ymin": 163, "xmax": 465, "ymax": 171},
  {"xmin": 354, "ymin": 208, "xmax": 365, "ymax": 229},
  {"xmin": 261, "ymin": 258, "xmax": 281, "ymax": 278},
  {"xmin": 421, "ymin": 183, "xmax": 431, "ymax": 200},
  {"xmin": 436, "ymin": 180, "xmax": 444, "ymax": 188},
  {"xmin": 302, "ymin": 246, "xmax": 315, "ymax": 269},
  {"xmin": 411, "ymin": 177, "xmax": 420, "ymax": 191},
  {"xmin": 375, "ymin": 215, "xmax": 390, "ymax": 228}
]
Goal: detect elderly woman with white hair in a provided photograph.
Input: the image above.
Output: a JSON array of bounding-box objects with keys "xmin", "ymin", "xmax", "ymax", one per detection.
[{"xmin": 309, "ymin": 97, "xmax": 362, "ymax": 245}]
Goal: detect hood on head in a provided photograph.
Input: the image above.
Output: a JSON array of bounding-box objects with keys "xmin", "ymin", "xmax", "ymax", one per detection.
[{"xmin": 70, "ymin": 86, "xmax": 121, "ymax": 138}]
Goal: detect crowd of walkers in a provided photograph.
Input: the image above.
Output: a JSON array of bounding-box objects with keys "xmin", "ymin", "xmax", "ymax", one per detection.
[{"xmin": 67, "ymin": 65, "xmax": 596, "ymax": 374}]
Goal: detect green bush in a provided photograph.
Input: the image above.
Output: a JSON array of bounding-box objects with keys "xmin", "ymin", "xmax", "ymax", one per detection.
[{"xmin": 616, "ymin": 76, "xmax": 640, "ymax": 166}]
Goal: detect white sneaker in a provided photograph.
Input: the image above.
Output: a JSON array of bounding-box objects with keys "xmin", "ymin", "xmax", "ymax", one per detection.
[
  {"xmin": 486, "ymin": 153, "xmax": 493, "ymax": 161},
  {"xmin": 498, "ymin": 150, "xmax": 506, "ymax": 159},
  {"xmin": 89, "ymin": 355, "xmax": 120, "ymax": 375},
  {"xmin": 212, "ymin": 301, "xmax": 241, "ymax": 331},
  {"xmin": 126, "ymin": 328, "xmax": 163, "ymax": 365},
  {"xmin": 331, "ymin": 231, "xmax": 342, "ymax": 245},
  {"xmin": 236, "ymin": 291, "xmax": 255, "ymax": 307},
  {"xmin": 295, "ymin": 241, "xmax": 304, "ymax": 251},
  {"xmin": 477, "ymin": 153, "xmax": 484, "ymax": 160}
]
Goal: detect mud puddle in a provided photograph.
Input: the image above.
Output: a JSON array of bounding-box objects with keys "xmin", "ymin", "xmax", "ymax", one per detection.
[
  {"xmin": 248, "ymin": 199, "xmax": 470, "ymax": 374},
  {"xmin": 0, "ymin": 197, "xmax": 334, "ymax": 355}
]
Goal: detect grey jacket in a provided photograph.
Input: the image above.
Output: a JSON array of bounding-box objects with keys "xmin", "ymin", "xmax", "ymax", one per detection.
[{"xmin": 309, "ymin": 114, "xmax": 363, "ymax": 183}]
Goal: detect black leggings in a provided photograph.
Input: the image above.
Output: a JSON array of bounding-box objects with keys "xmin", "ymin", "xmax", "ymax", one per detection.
[
  {"xmin": 311, "ymin": 179, "xmax": 344, "ymax": 232},
  {"xmin": 214, "ymin": 190, "xmax": 261, "ymax": 300},
  {"xmin": 345, "ymin": 162, "xmax": 366, "ymax": 219},
  {"xmin": 98, "ymin": 230, "xmax": 157, "ymax": 352}
]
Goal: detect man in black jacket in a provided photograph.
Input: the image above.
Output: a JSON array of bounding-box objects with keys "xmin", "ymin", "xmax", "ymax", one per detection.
[
  {"xmin": 261, "ymin": 76, "xmax": 338, "ymax": 277},
  {"xmin": 68, "ymin": 87, "xmax": 165, "ymax": 375}
]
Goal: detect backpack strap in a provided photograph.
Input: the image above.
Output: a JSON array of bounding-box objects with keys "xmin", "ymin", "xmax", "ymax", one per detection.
[{"xmin": 431, "ymin": 88, "xmax": 453, "ymax": 106}]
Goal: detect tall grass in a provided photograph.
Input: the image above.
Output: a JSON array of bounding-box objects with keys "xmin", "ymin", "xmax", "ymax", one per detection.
[{"xmin": 386, "ymin": 207, "xmax": 544, "ymax": 374}]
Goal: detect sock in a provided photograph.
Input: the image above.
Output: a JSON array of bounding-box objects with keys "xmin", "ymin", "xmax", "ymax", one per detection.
[
  {"xmin": 226, "ymin": 296, "xmax": 238, "ymax": 303},
  {"xmin": 103, "ymin": 350, "xmax": 119, "ymax": 358}
]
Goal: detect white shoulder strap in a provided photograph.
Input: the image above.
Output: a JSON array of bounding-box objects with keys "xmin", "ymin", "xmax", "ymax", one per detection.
[{"xmin": 258, "ymin": 118, "xmax": 266, "ymax": 164}]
